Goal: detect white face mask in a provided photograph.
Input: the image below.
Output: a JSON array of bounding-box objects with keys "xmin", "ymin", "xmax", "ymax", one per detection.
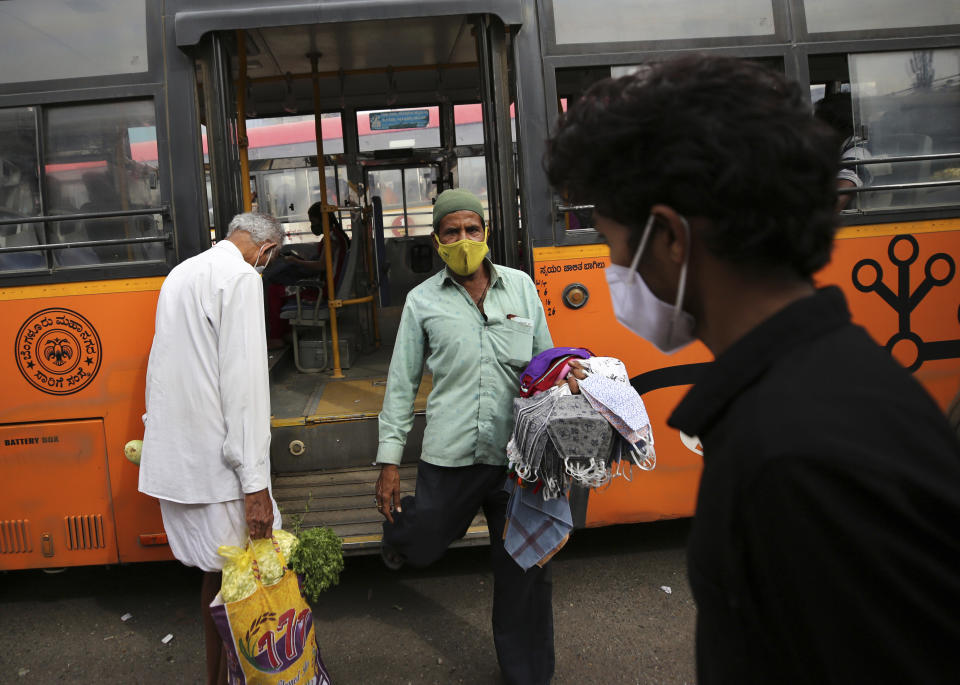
[
  {"xmin": 252, "ymin": 243, "xmax": 274, "ymax": 274},
  {"xmin": 604, "ymin": 213, "xmax": 696, "ymax": 354}
]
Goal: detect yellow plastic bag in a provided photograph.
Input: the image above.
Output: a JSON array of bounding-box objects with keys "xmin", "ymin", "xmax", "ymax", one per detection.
[
  {"xmin": 219, "ymin": 545, "xmax": 258, "ymax": 604},
  {"xmin": 218, "ymin": 532, "xmax": 300, "ymax": 604}
]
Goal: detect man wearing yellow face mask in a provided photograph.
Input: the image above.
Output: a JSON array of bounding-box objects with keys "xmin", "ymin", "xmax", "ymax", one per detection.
[{"xmin": 374, "ymin": 188, "xmax": 555, "ymax": 685}]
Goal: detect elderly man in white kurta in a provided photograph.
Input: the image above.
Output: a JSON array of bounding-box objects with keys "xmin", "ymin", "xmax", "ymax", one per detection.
[{"xmin": 139, "ymin": 212, "xmax": 283, "ymax": 685}]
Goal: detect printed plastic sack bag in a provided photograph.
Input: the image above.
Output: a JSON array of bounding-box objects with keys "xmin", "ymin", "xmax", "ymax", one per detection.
[
  {"xmin": 219, "ymin": 531, "xmax": 301, "ymax": 603},
  {"xmin": 211, "ymin": 537, "xmax": 332, "ymax": 685}
]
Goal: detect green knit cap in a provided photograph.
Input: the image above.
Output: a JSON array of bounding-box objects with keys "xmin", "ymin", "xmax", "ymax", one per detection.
[{"xmin": 432, "ymin": 188, "xmax": 484, "ymax": 229}]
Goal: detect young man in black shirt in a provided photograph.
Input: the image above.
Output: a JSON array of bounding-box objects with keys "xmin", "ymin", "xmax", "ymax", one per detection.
[{"xmin": 547, "ymin": 56, "xmax": 960, "ymax": 683}]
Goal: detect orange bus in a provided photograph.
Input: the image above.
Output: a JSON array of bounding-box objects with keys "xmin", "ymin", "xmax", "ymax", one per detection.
[{"xmin": 2, "ymin": 0, "xmax": 958, "ymax": 571}]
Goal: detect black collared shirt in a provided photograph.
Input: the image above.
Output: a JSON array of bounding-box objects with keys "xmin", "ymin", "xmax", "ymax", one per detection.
[{"xmin": 670, "ymin": 287, "xmax": 960, "ymax": 684}]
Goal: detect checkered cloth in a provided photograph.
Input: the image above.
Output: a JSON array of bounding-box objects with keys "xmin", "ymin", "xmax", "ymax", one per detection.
[{"xmin": 502, "ymin": 477, "xmax": 573, "ymax": 570}]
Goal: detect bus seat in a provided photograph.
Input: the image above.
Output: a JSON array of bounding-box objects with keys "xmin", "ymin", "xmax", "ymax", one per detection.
[
  {"xmin": 54, "ymin": 246, "xmax": 103, "ymax": 266},
  {"xmin": 0, "ymin": 251, "xmax": 45, "ymax": 271},
  {"xmin": 279, "ymin": 238, "xmax": 359, "ymax": 320},
  {"xmin": 0, "ymin": 218, "xmax": 45, "ymax": 271},
  {"xmin": 283, "ymin": 242, "xmax": 361, "ymax": 373}
]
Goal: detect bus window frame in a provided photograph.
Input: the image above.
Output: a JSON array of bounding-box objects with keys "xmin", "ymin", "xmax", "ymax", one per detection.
[{"xmin": 527, "ymin": 6, "xmax": 960, "ymax": 248}]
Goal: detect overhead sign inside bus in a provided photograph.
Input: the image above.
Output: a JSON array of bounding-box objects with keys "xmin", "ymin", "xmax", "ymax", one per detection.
[{"xmin": 369, "ymin": 110, "xmax": 430, "ymax": 131}]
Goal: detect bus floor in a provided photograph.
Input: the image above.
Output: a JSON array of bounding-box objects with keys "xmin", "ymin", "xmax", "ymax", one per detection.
[{"xmin": 267, "ymin": 343, "xmax": 488, "ymax": 554}]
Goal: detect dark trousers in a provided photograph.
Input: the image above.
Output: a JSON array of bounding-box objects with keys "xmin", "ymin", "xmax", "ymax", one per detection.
[{"xmin": 383, "ymin": 461, "xmax": 555, "ymax": 685}]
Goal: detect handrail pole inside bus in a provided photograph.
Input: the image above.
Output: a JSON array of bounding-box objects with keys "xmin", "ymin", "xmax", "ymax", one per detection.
[
  {"xmin": 363, "ymin": 205, "xmax": 381, "ymax": 347},
  {"xmin": 236, "ymin": 30, "xmax": 253, "ymax": 212},
  {"xmin": 311, "ymin": 52, "xmax": 344, "ymax": 378},
  {"xmin": 115, "ymin": 127, "xmax": 133, "ymax": 261}
]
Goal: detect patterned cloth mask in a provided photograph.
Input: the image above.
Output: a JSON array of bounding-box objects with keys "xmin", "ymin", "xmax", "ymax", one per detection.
[{"xmin": 579, "ymin": 365, "xmax": 656, "ymax": 471}]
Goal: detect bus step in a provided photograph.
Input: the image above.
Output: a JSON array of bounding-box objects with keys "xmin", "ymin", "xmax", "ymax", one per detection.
[{"xmin": 273, "ymin": 465, "xmax": 488, "ymax": 555}]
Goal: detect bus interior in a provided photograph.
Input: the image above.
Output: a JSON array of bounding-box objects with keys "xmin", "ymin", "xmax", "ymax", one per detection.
[{"xmin": 195, "ymin": 16, "xmax": 517, "ymax": 550}]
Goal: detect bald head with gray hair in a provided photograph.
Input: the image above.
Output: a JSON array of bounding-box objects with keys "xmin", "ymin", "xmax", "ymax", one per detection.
[{"xmin": 226, "ymin": 212, "xmax": 283, "ymax": 246}]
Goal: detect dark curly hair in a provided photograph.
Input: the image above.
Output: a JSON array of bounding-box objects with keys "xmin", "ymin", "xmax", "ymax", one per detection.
[{"xmin": 547, "ymin": 55, "xmax": 841, "ymax": 278}]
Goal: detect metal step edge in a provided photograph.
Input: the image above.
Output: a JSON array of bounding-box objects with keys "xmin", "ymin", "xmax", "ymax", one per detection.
[
  {"xmin": 339, "ymin": 525, "xmax": 490, "ymax": 554},
  {"xmin": 272, "ymin": 465, "xmax": 417, "ymax": 487},
  {"xmin": 277, "ymin": 498, "xmax": 413, "ymax": 511},
  {"xmin": 273, "ymin": 480, "xmax": 416, "ymax": 502}
]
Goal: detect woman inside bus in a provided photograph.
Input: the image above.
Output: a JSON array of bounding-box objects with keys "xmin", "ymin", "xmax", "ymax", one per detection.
[{"xmin": 264, "ymin": 202, "xmax": 349, "ymax": 348}]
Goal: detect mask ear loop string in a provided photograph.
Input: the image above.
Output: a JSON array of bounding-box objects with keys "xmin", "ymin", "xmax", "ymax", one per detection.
[
  {"xmin": 630, "ymin": 442, "xmax": 656, "ymax": 471},
  {"xmin": 670, "ymin": 216, "xmax": 692, "ymax": 342},
  {"xmin": 627, "ymin": 213, "xmax": 656, "ymax": 286}
]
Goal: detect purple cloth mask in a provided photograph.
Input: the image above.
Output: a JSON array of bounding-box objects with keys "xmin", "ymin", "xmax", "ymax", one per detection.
[{"xmin": 520, "ymin": 347, "xmax": 593, "ymax": 395}]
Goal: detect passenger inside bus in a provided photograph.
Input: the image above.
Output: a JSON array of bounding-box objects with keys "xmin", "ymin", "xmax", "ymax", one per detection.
[
  {"xmin": 814, "ymin": 91, "xmax": 872, "ymax": 210},
  {"xmin": 264, "ymin": 203, "xmax": 350, "ymax": 348}
]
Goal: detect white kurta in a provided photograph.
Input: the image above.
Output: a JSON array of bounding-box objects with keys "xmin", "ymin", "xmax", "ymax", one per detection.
[{"xmin": 139, "ymin": 240, "xmax": 273, "ymax": 504}]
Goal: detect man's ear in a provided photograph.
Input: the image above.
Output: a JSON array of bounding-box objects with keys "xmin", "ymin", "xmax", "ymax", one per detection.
[{"xmin": 649, "ymin": 204, "xmax": 689, "ymax": 266}]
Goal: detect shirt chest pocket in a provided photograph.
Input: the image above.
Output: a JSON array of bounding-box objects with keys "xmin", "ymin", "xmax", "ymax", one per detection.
[{"xmin": 492, "ymin": 317, "xmax": 534, "ymax": 368}]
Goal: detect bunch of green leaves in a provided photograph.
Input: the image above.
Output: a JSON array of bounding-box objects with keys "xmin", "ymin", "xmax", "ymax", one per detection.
[{"xmin": 289, "ymin": 527, "xmax": 344, "ymax": 603}]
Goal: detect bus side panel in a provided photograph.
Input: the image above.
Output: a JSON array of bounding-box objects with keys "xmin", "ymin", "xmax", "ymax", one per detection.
[
  {"xmin": 818, "ymin": 224, "xmax": 960, "ymax": 410},
  {"xmin": 532, "ymin": 245, "xmax": 709, "ymax": 527},
  {"xmin": 0, "ymin": 419, "xmax": 117, "ymax": 570},
  {"xmin": 535, "ymin": 223, "xmax": 960, "ymax": 528},
  {"xmin": 0, "ymin": 281, "xmax": 172, "ymax": 568}
]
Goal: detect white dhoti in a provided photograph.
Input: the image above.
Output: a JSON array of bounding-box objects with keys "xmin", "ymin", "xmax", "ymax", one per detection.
[{"xmin": 159, "ymin": 497, "xmax": 282, "ymax": 572}]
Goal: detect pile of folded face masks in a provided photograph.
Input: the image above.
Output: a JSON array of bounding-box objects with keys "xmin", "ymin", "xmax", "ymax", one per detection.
[{"xmin": 506, "ymin": 350, "xmax": 656, "ymax": 501}]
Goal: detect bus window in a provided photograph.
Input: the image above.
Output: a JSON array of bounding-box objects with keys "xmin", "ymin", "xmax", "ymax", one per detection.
[
  {"xmin": 367, "ymin": 166, "xmax": 438, "ymax": 238},
  {"xmin": 850, "ymin": 49, "xmax": 960, "ymax": 210},
  {"xmin": 358, "ymin": 107, "xmax": 440, "ymax": 152},
  {"xmin": 247, "ymin": 113, "xmax": 345, "ymax": 158},
  {"xmin": 306, "ymin": 163, "xmax": 351, "ymax": 237},
  {"xmin": 306, "ymin": 165, "xmax": 347, "ymax": 209},
  {"xmin": 1, "ymin": 99, "xmax": 164, "ymax": 274},
  {"xmin": 0, "ymin": 0, "xmax": 148, "ymax": 85},
  {"xmin": 551, "ymin": 0, "xmax": 776, "ymax": 45},
  {"xmin": 0, "ymin": 107, "xmax": 44, "ymax": 272},
  {"xmin": 813, "ymin": 49, "xmax": 960, "ymax": 212},
  {"xmin": 455, "ymin": 103, "xmax": 484, "ymax": 145},
  {"xmin": 368, "ymin": 167, "xmax": 404, "ymax": 234},
  {"xmin": 803, "ymin": 0, "xmax": 960, "ymax": 34},
  {"xmin": 456, "ymin": 156, "xmax": 490, "ymax": 222},
  {"xmin": 43, "ymin": 100, "xmax": 163, "ymax": 265},
  {"xmin": 261, "ymin": 169, "xmax": 310, "ymax": 221},
  {"xmin": 404, "ymin": 166, "xmax": 437, "ymax": 235}
]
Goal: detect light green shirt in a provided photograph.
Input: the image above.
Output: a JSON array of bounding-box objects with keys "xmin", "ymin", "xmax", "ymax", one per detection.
[{"xmin": 377, "ymin": 260, "xmax": 553, "ymax": 467}]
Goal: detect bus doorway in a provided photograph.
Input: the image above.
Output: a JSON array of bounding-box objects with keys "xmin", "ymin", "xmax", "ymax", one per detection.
[{"xmin": 193, "ymin": 13, "xmax": 516, "ymax": 551}]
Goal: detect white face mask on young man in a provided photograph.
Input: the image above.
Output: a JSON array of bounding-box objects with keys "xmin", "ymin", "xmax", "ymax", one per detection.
[{"xmin": 604, "ymin": 213, "xmax": 696, "ymax": 354}]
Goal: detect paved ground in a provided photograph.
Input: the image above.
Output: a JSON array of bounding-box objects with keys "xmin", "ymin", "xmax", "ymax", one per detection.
[{"xmin": 0, "ymin": 519, "xmax": 695, "ymax": 684}]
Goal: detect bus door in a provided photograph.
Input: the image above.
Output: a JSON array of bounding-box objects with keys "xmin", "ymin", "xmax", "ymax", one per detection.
[
  {"xmin": 186, "ymin": 10, "xmax": 520, "ymax": 552},
  {"xmin": 365, "ymin": 161, "xmax": 443, "ymax": 307}
]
